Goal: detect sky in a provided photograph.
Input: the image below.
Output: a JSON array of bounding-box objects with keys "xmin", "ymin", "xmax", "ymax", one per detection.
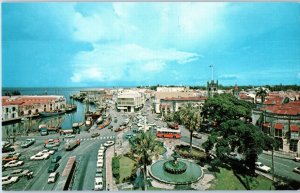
[{"xmin": 2, "ymin": 2, "xmax": 300, "ymax": 87}]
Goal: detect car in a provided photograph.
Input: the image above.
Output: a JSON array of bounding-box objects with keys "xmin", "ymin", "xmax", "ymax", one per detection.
[
  {"xmin": 2, "ymin": 176, "xmax": 19, "ymax": 185},
  {"xmin": 255, "ymin": 162, "xmax": 271, "ymax": 173},
  {"xmin": 294, "ymin": 157, "xmax": 300, "ymax": 162},
  {"xmin": 30, "ymin": 153, "xmax": 50, "ymax": 160},
  {"xmin": 91, "ymin": 133, "xmax": 100, "ymax": 138},
  {"xmin": 21, "ymin": 138, "xmax": 35, "ymax": 148},
  {"xmin": 45, "ymin": 140, "xmax": 60, "ymax": 149},
  {"xmin": 94, "ymin": 177, "xmax": 103, "ymax": 190},
  {"xmin": 48, "ymin": 163, "xmax": 59, "ymax": 173},
  {"xmin": 48, "ymin": 172, "xmax": 59, "ymax": 183},
  {"xmin": 192, "ymin": 132, "xmax": 202, "ymax": 139},
  {"xmin": 4, "ymin": 160, "xmax": 24, "ymax": 168},
  {"xmin": 10, "ymin": 169, "xmax": 33, "ymax": 178},
  {"xmin": 95, "ymin": 168, "xmax": 103, "ymax": 177},
  {"xmin": 125, "ymin": 133, "xmax": 133, "ymax": 139},
  {"xmin": 97, "ymin": 160, "xmax": 104, "ymax": 168},
  {"xmin": 104, "ymin": 141, "xmax": 115, "ymax": 147},
  {"xmin": 293, "ymin": 167, "xmax": 300, "ymax": 174},
  {"xmin": 99, "ymin": 144, "xmax": 105, "ymax": 151},
  {"xmin": 39, "ymin": 149, "xmax": 55, "ymax": 155},
  {"xmin": 2, "ymin": 154, "xmax": 19, "ymax": 162},
  {"xmin": 51, "ymin": 155, "xmax": 62, "ymax": 163},
  {"xmin": 108, "ymin": 125, "xmax": 113, "ymax": 130},
  {"xmin": 65, "ymin": 134, "xmax": 75, "ymax": 138}
]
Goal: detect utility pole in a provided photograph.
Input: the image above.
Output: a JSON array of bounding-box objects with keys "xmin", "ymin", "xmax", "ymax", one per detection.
[
  {"xmin": 270, "ymin": 119, "xmax": 275, "ymax": 182},
  {"xmin": 209, "ymin": 65, "xmax": 214, "ymax": 81}
]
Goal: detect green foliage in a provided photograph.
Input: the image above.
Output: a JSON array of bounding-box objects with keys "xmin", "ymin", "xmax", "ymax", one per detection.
[
  {"xmin": 202, "ymin": 94, "xmax": 253, "ymax": 125},
  {"xmin": 112, "ymin": 156, "xmax": 121, "ymax": 183}
]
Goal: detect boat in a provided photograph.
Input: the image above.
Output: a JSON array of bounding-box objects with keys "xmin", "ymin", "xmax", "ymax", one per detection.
[
  {"xmin": 85, "ymin": 111, "xmax": 101, "ymax": 120},
  {"xmin": 85, "ymin": 117, "xmax": 94, "ymax": 127},
  {"xmin": 65, "ymin": 105, "xmax": 77, "ymax": 113},
  {"xmin": 96, "ymin": 117, "xmax": 103, "ymax": 124},
  {"xmin": 40, "ymin": 110, "xmax": 66, "ymax": 117}
]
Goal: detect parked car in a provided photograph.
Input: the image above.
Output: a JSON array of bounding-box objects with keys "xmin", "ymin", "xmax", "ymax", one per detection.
[
  {"xmin": 21, "ymin": 138, "xmax": 35, "ymax": 148},
  {"xmin": 94, "ymin": 177, "xmax": 103, "ymax": 190},
  {"xmin": 2, "ymin": 175, "xmax": 19, "ymax": 185},
  {"xmin": 255, "ymin": 162, "xmax": 271, "ymax": 173},
  {"xmin": 30, "ymin": 153, "xmax": 50, "ymax": 160},
  {"xmin": 104, "ymin": 141, "xmax": 115, "ymax": 147},
  {"xmin": 293, "ymin": 167, "xmax": 300, "ymax": 174},
  {"xmin": 48, "ymin": 172, "xmax": 59, "ymax": 183},
  {"xmin": 51, "ymin": 155, "xmax": 62, "ymax": 163},
  {"xmin": 45, "ymin": 141, "xmax": 60, "ymax": 149},
  {"xmin": 65, "ymin": 134, "xmax": 75, "ymax": 138},
  {"xmin": 294, "ymin": 157, "xmax": 300, "ymax": 162},
  {"xmin": 95, "ymin": 168, "xmax": 103, "ymax": 177},
  {"xmin": 4, "ymin": 160, "xmax": 24, "ymax": 168},
  {"xmin": 10, "ymin": 169, "xmax": 33, "ymax": 178},
  {"xmin": 91, "ymin": 133, "xmax": 100, "ymax": 138},
  {"xmin": 99, "ymin": 144, "xmax": 105, "ymax": 152},
  {"xmin": 48, "ymin": 163, "xmax": 59, "ymax": 173},
  {"xmin": 39, "ymin": 149, "xmax": 55, "ymax": 155},
  {"xmin": 2, "ymin": 154, "xmax": 19, "ymax": 162},
  {"xmin": 97, "ymin": 160, "xmax": 104, "ymax": 168},
  {"xmin": 192, "ymin": 132, "xmax": 202, "ymax": 139},
  {"xmin": 125, "ymin": 133, "xmax": 133, "ymax": 139}
]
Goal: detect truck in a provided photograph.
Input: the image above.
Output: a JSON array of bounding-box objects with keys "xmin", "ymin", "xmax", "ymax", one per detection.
[
  {"xmin": 167, "ymin": 122, "xmax": 179, "ymax": 130},
  {"xmin": 64, "ymin": 139, "xmax": 80, "ymax": 151}
]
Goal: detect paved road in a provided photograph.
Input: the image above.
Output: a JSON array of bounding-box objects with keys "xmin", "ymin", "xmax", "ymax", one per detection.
[{"xmin": 258, "ymin": 153, "xmax": 300, "ymax": 182}]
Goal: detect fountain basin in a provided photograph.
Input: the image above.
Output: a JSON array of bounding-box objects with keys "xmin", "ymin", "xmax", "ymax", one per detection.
[{"xmin": 150, "ymin": 159, "xmax": 203, "ymax": 185}]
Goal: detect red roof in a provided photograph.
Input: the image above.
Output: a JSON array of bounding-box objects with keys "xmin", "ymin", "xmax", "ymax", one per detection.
[
  {"xmin": 274, "ymin": 123, "xmax": 284, "ymax": 130},
  {"xmin": 290, "ymin": 125, "xmax": 299, "ymax": 132},
  {"xmin": 264, "ymin": 97, "xmax": 284, "ymax": 105},
  {"xmin": 162, "ymin": 97, "xmax": 207, "ymax": 101},
  {"xmin": 261, "ymin": 100, "xmax": 300, "ymax": 116}
]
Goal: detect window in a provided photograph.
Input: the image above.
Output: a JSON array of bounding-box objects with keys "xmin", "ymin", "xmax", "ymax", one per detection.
[
  {"xmin": 290, "ymin": 140, "xmax": 298, "ymax": 152},
  {"xmin": 274, "ymin": 129, "xmax": 282, "ymax": 137},
  {"xmin": 291, "ymin": 132, "xmax": 299, "ymax": 139}
]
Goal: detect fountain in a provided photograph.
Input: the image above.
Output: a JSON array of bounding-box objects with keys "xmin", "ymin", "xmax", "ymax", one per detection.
[{"xmin": 150, "ymin": 150, "xmax": 203, "ymax": 185}]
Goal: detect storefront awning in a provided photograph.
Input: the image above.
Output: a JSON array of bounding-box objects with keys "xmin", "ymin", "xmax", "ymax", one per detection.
[
  {"xmin": 274, "ymin": 123, "xmax": 284, "ymax": 130},
  {"xmin": 263, "ymin": 123, "xmax": 270, "ymax": 127},
  {"xmin": 117, "ymin": 106, "xmax": 127, "ymax": 110},
  {"xmin": 290, "ymin": 125, "xmax": 299, "ymax": 132}
]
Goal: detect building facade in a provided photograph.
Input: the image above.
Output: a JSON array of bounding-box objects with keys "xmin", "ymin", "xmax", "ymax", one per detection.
[
  {"xmin": 116, "ymin": 91, "xmax": 145, "ymax": 113},
  {"xmin": 160, "ymin": 97, "xmax": 207, "ymax": 116}
]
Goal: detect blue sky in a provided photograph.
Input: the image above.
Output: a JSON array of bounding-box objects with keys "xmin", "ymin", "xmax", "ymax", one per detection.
[{"xmin": 2, "ymin": 2, "xmax": 300, "ymax": 87}]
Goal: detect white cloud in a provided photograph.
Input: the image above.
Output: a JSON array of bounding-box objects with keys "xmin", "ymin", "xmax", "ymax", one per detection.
[
  {"xmin": 70, "ymin": 44, "xmax": 199, "ymax": 83},
  {"xmin": 298, "ymin": 72, "xmax": 300, "ymax": 78}
]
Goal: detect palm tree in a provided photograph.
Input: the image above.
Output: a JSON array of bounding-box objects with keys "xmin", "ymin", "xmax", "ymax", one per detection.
[
  {"xmin": 179, "ymin": 103, "xmax": 202, "ymax": 153},
  {"xmin": 256, "ymin": 87, "xmax": 268, "ymax": 104},
  {"xmin": 129, "ymin": 132, "xmax": 157, "ymax": 190}
]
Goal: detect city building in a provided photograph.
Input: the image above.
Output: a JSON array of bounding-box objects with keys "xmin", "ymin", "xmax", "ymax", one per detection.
[
  {"xmin": 156, "ymin": 86, "xmax": 189, "ymax": 92},
  {"xmin": 207, "ymin": 80, "xmax": 218, "ymax": 97},
  {"xmin": 252, "ymin": 97, "xmax": 300, "ymax": 156},
  {"xmin": 2, "ymin": 95, "xmax": 67, "ymax": 119},
  {"xmin": 116, "ymin": 90, "xmax": 145, "ymax": 113},
  {"xmin": 160, "ymin": 97, "xmax": 207, "ymax": 116},
  {"xmin": 154, "ymin": 91, "xmax": 196, "ymax": 114}
]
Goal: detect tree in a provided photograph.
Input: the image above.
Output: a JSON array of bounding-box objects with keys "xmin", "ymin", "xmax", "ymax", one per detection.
[
  {"xmin": 202, "ymin": 94, "xmax": 253, "ymax": 127},
  {"xmin": 129, "ymin": 132, "xmax": 157, "ymax": 190},
  {"xmin": 256, "ymin": 87, "xmax": 268, "ymax": 103},
  {"xmin": 178, "ymin": 103, "xmax": 203, "ymax": 153}
]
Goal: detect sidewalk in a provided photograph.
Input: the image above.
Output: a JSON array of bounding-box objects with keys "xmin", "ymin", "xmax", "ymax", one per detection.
[
  {"xmin": 263, "ymin": 150, "xmax": 297, "ymax": 160},
  {"xmin": 106, "ymin": 146, "xmax": 118, "ymax": 191}
]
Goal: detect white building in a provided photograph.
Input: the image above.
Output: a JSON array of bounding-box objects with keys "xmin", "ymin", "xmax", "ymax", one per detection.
[
  {"xmin": 156, "ymin": 87, "xmax": 189, "ymax": 92},
  {"xmin": 2, "ymin": 103, "xmax": 19, "ymax": 122},
  {"xmin": 116, "ymin": 91, "xmax": 145, "ymax": 113}
]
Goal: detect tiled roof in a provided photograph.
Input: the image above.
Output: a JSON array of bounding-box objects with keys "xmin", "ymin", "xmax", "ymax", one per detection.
[
  {"xmin": 290, "ymin": 125, "xmax": 299, "ymax": 132},
  {"xmin": 261, "ymin": 100, "xmax": 300, "ymax": 116},
  {"xmin": 162, "ymin": 97, "xmax": 207, "ymax": 101},
  {"xmin": 274, "ymin": 123, "xmax": 284, "ymax": 130}
]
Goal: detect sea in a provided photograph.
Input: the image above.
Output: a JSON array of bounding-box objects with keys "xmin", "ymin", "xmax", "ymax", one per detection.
[{"xmin": 1, "ymin": 87, "xmax": 103, "ymax": 139}]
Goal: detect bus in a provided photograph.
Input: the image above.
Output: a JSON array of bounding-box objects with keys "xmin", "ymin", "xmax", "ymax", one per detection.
[
  {"xmin": 55, "ymin": 156, "xmax": 76, "ymax": 191},
  {"xmin": 156, "ymin": 128, "xmax": 181, "ymax": 139}
]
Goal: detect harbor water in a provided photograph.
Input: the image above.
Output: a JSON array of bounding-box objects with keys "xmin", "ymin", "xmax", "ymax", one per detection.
[{"xmin": 2, "ymin": 87, "xmax": 97, "ymax": 139}]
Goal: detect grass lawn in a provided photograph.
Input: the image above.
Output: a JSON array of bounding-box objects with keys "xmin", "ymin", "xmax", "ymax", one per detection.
[
  {"xmin": 210, "ymin": 167, "xmax": 274, "ymax": 190},
  {"xmin": 119, "ymin": 156, "xmax": 136, "ymax": 183}
]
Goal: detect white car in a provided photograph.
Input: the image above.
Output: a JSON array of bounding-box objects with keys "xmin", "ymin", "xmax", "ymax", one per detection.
[
  {"xmin": 30, "ymin": 153, "xmax": 50, "ymax": 160},
  {"xmin": 104, "ymin": 141, "xmax": 115, "ymax": 147},
  {"xmin": 97, "ymin": 160, "xmax": 104, "ymax": 168},
  {"xmin": 4, "ymin": 160, "xmax": 24, "ymax": 168},
  {"xmin": 94, "ymin": 177, "xmax": 103, "ymax": 190},
  {"xmin": 255, "ymin": 162, "xmax": 271, "ymax": 173},
  {"xmin": 39, "ymin": 149, "xmax": 55, "ymax": 155},
  {"xmin": 2, "ymin": 176, "xmax": 19, "ymax": 185},
  {"xmin": 48, "ymin": 172, "xmax": 59, "ymax": 183},
  {"xmin": 99, "ymin": 145, "xmax": 105, "ymax": 151},
  {"xmin": 294, "ymin": 157, "xmax": 300, "ymax": 162},
  {"xmin": 95, "ymin": 168, "xmax": 103, "ymax": 178}
]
